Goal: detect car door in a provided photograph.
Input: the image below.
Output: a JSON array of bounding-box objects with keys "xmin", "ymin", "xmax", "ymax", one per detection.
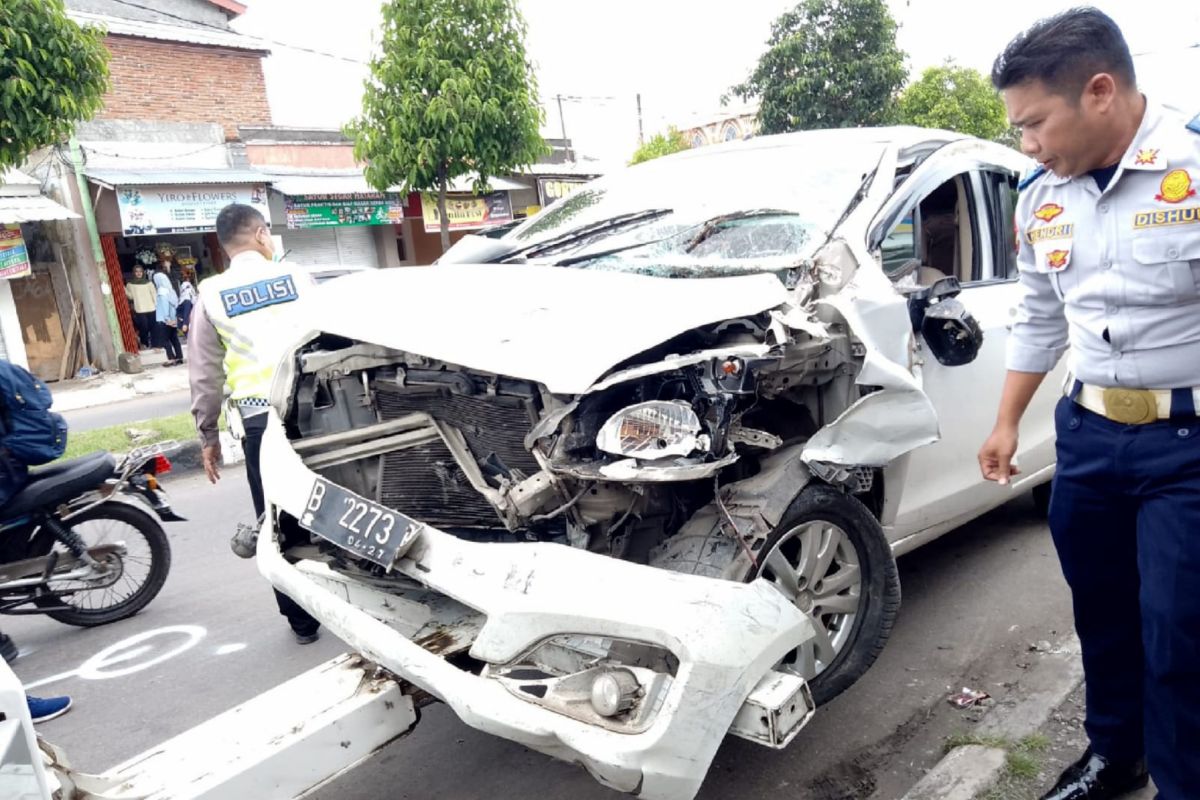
[{"xmin": 866, "ymin": 142, "xmax": 1065, "ymax": 542}]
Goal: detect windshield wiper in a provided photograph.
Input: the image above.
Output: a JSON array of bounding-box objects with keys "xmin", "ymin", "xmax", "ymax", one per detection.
[
  {"xmin": 682, "ymin": 209, "xmax": 795, "ymax": 253},
  {"xmin": 817, "ymin": 151, "xmax": 885, "ymax": 251},
  {"xmin": 494, "ymin": 208, "xmax": 672, "ymax": 263},
  {"xmin": 554, "ymin": 209, "xmax": 800, "ymax": 268}
]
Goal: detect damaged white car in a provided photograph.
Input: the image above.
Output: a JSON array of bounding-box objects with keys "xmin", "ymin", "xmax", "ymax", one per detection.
[{"xmin": 255, "ymin": 127, "xmax": 1065, "ymax": 799}]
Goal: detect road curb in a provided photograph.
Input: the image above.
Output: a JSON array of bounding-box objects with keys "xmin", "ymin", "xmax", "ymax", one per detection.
[
  {"xmin": 900, "ymin": 634, "xmax": 1085, "ymax": 800},
  {"xmin": 136, "ymin": 432, "xmax": 247, "ymax": 478},
  {"xmin": 167, "ymin": 440, "xmax": 204, "ymax": 474},
  {"xmin": 901, "ymin": 745, "xmax": 1008, "ymax": 800}
]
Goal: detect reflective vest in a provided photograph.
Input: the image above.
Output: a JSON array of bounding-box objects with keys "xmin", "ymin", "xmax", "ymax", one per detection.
[{"xmin": 198, "ymin": 255, "xmax": 315, "ymax": 402}]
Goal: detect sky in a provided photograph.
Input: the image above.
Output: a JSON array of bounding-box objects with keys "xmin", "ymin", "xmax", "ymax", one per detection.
[{"xmin": 231, "ymin": 0, "xmax": 1200, "ymax": 167}]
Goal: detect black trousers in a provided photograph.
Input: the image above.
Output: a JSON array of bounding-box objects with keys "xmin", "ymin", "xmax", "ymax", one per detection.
[
  {"xmin": 155, "ymin": 321, "xmax": 183, "ymax": 362},
  {"xmin": 134, "ymin": 311, "xmax": 155, "ymax": 347},
  {"xmin": 243, "ymin": 412, "xmax": 320, "ymax": 637},
  {"xmin": 1049, "ymin": 391, "xmax": 1200, "ymax": 799}
]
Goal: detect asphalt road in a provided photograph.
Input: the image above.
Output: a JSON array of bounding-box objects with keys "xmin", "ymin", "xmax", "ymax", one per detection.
[
  {"xmin": 5, "ymin": 471, "xmax": 1075, "ymax": 800},
  {"xmin": 61, "ymin": 389, "xmax": 194, "ymax": 433}
]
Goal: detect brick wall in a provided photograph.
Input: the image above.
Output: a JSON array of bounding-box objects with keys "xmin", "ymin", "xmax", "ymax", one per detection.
[{"xmin": 98, "ymin": 35, "xmax": 271, "ymax": 139}]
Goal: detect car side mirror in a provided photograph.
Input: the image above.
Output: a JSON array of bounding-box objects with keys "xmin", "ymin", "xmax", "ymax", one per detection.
[{"xmin": 906, "ymin": 277, "xmax": 984, "ymax": 366}]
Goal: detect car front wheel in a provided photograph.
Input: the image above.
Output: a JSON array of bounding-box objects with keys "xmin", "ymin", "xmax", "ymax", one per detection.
[
  {"xmin": 654, "ymin": 481, "xmax": 901, "ymax": 706},
  {"xmin": 751, "ymin": 483, "xmax": 900, "ymax": 705}
]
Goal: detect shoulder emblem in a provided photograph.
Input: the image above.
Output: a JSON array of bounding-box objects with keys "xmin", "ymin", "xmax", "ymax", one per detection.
[{"xmin": 1018, "ymin": 164, "xmax": 1047, "ymax": 191}]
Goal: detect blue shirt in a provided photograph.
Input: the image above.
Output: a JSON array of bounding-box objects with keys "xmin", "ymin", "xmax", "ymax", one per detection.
[{"xmin": 153, "ymin": 271, "xmax": 178, "ymax": 324}]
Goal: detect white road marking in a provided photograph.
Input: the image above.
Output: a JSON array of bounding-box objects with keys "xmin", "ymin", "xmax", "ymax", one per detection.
[{"xmin": 23, "ymin": 625, "xmax": 206, "ymax": 690}]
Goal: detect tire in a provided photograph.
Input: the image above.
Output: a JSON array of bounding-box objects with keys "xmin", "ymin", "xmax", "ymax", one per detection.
[
  {"xmin": 1032, "ymin": 481, "xmax": 1052, "ymax": 518},
  {"xmin": 654, "ymin": 482, "xmax": 900, "ymax": 706},
  {"xmin": 32, "ymin": 502, "xmax": 172, "ymax": 627}
]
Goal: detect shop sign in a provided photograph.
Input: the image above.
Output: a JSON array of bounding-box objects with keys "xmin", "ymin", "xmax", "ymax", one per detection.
[
  {"xmin": 285, "ymin": 193, "xmax": 405, "ymax": 229},
  {"xmin": 421, "ymin": 192, "xmax": 513, "ymax": 233},
  {"xmin": 117, "ymin": 184, "xmax": 269, "ymax": 236},
  {"xmin": 537, "ymin": 178, "xmax": 588, "ymax": 207},
  {"xmin": 0, "ymin": 225, "xmax": 32, "ymax": 280}
]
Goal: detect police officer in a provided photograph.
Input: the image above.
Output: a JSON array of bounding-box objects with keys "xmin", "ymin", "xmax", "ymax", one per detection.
[
  {"xmin": 978, "ymin": 9, "xmax": 1200, "ymax": 800},
  {"xmin": 188, "ymin": 203, "xmax": 321, "ymax": 645}
]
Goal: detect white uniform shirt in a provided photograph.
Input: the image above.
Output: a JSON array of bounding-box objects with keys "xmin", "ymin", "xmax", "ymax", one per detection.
[{"xmin": 1007, "ymin": 101, "xmax": 1200, "ymax": 388}]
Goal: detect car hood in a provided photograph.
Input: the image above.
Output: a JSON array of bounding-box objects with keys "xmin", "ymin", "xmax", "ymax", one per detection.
[{"xmin": 305, "ymin": 263, "xmax": 791, "ymax": 394}]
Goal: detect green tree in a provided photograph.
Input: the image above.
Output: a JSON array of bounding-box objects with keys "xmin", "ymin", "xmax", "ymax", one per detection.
[
  {"xmin": 0, "ymin": 0, "xmax": 109, "ymax": 172},
  {"xmin": 348, "ymin": 0, "xmax": 546, "ymax": 253},
  {"xmin": 629, "ymin": 127, "xmax": 690, "ymax": 165},
  {"xmin": 730, "ymin": 0, "xmax": 907, "ymax": 134},
  {"xmin": 898, "ymin": 62, "xmax": 1011, "ymax": 142}
]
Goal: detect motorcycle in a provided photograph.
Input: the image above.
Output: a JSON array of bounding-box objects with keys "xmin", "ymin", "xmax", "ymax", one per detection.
[{"xmin": 0, "ymin": 442, "xmax": 181, "ymax": 626}]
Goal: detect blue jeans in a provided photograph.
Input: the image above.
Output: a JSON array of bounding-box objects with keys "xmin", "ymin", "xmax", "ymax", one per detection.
[{"xmin": 1049, "ymin": 395, "xmax": 1200, "ymax": 799}]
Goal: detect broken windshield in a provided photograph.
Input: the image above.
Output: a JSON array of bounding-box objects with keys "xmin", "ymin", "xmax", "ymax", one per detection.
[{"xmin": 501, "ymin": 136, "xmax": 886, "ymax": 275}]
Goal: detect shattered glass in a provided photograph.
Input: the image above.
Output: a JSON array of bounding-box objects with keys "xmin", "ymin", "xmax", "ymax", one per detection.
[{"xmin": 497, "ymin": 139, "xmax": 886, "ymax": 275}]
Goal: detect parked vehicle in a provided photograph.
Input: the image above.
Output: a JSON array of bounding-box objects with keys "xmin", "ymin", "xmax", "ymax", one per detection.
[{"xmin": 0, "ymin": 444, "xmax": 179, "ymax": 626}]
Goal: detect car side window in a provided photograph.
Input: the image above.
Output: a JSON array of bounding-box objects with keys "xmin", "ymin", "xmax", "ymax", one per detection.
[
  {"xmin": 980, "ymin": 170, "xmax": 1020, "ymax": 281},
  {"xmin": 882, "ymin": 172, "xmax": 981, "ymax": 286},
  {"xmin": 880, "ymin": 212, "xmax": 918, "ymax": 277}
]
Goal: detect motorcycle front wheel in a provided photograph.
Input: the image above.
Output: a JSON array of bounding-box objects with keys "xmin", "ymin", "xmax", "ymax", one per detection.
[{"xmin": 32, "ymin": 502, "xmax": 172, "ymax": 627}]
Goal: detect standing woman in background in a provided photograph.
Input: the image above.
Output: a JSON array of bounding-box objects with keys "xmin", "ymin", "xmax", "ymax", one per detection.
[
  {"xmin": 153, "ymin": 266, "xmax": 183, "ymax": 366},
  {"xmin": 124, "ymin": 265, "xmax": 157, "ymax": 348}
]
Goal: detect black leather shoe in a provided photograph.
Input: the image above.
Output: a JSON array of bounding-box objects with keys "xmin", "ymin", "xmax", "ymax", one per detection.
[{"xmin": 1039, "ymin": 748, "xmax": 1149, "ymax": 800}]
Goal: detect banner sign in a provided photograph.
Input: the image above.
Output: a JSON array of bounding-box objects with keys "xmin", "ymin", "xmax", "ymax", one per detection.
[
  {"xmin": 421, "ymin": 192, "xmax": 513, "ymax": 233},
  {"xmin": 0, "ymin": 225, "xmax": 32, "ymax": 280},
  {"xmin": 117, "ymin": 184, "xmax": 269, "ymax": 236},
  {"xmin": 285, "ymin": 193, "xmax": 405, "ymax": 229}
]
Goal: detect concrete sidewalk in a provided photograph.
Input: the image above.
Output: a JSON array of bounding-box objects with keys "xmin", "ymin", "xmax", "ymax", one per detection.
[
  {"xmin": 50, "ymin": 351, "xmax": 245, "ymax": 475},
  {"xmin": 52, "ymin": 357, "xmax": 189, "ymax": 413}
]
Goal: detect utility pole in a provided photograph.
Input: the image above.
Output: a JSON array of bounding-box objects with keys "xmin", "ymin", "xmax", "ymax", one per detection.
[
  {"xmin": 555, "ymin": 94, "xmax": 568, "ymax": 143},
  {"xmin": 58, "ymin": 140, "xmax": 118, "ymax": 371},
  {"xmin": 555, "ymin": 94, "xmax": 573, "ymax": 161},
  {"xmin": 636, "ymin": 93, "xmax": 644, "ymax": 145}
]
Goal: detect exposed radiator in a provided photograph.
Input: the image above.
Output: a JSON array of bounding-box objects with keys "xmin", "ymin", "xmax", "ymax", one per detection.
[{"xmin": 374, "ymin": 388, "xmax": 539, "ymax": 527}]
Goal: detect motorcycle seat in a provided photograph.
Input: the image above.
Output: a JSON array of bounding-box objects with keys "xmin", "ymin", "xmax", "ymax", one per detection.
[{"xmin": 3, "ymin": 452, "xmax": 117, "ymax": 519}]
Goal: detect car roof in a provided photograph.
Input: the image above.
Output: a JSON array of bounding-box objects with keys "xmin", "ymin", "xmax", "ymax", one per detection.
[{"xmin": 659, "ymin": 125, "xmax": 969, "ymax": 163}]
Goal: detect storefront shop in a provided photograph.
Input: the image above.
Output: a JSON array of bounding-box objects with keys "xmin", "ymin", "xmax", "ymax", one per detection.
[
  {"xmin": 85, "ymin": 168, "xmax": 270, "ymax": 353},
  {"xmin": 410, "ymin": 176, "xmax": 527, "ymax": 264},
  {"xmin": 0, "ymin": 169, "xmax": 82, "ymax": 379},
  {"xmin": 265, "ymin": 174, "xmax": 406, "ymax": 269}
]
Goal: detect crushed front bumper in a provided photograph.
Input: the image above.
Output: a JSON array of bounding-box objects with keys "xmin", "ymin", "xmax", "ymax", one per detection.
[{"xmin": 257, "ymin": 411, "xmax": 816, "ymax": 800}]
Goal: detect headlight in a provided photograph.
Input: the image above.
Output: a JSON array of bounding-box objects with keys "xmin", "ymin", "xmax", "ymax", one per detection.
[{"xmin": 595, "ymin": 401, "xmax": 705, "ymax": 459}]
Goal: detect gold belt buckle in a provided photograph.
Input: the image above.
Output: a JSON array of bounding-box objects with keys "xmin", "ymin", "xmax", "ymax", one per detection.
[{"xmin": 1102, "ymin": 388, "xmax": 1159, "ymax": 424}]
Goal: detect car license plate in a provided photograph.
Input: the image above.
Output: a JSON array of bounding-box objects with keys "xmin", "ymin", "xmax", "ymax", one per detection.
[{"xmin": 300, "ymin": 478, "xmax": 420, "ymax": 570}]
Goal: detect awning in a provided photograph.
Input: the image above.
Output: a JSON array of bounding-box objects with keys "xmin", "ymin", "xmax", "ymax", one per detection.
[
  {"xmin": 519, "ymin": 161, "xmax": 605, "ymax": 177},
  {"xmin": 266, "ymin": 173, "xmax": 403, "ymax": 196},
  {"xmin": 0, "ymin": 169, "xmax": 79, "ymax": 224},
  {"xmin": 0, "ymin": 195, "xmax": 80, "ymax": 224},
  {"xmin": 66, "ymin": 10, "xmax": 268, "ymax": 53},
  {"xmin": 83, "ymin": 170, "xmax": 270, "ymax": 237},
  {"xmin": 267, "ymin": 172, "xmax": 524, "ymax": 196},
  {"xmin": 84, "ymin": 168, "xmax": 268, "ymax": 189},
  {"xmin": 446, "ymin": 175, "xmax": 528, "ymax": 193}
]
